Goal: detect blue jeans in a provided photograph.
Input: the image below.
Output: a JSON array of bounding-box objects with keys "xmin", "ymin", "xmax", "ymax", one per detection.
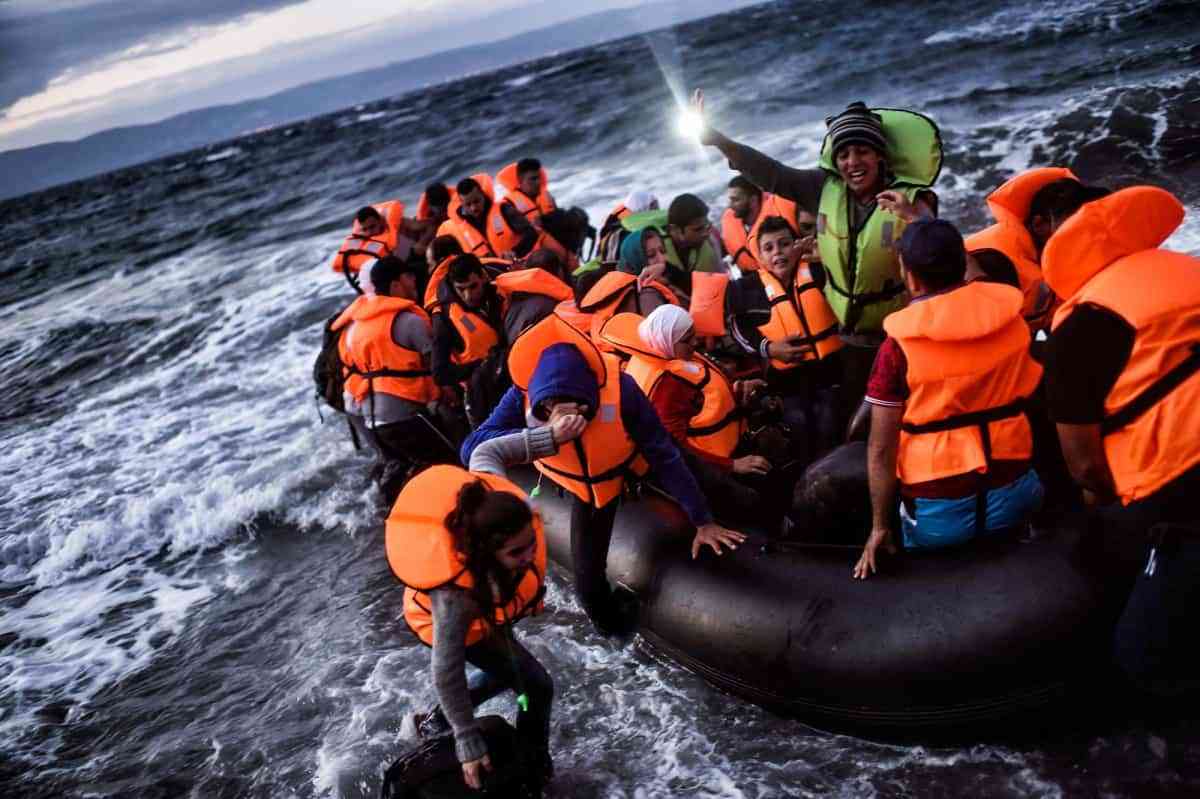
[{"xmin": 900, "ymin": 469, "xmax": 1044, "ymax": 550}]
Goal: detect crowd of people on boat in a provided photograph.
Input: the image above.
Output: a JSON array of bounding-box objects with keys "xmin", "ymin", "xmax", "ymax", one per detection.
[{"xmin": 316, "ymin": 93, "xmax": 1200, "ymax": 792}]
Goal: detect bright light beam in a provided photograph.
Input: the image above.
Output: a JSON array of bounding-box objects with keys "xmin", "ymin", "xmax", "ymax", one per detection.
[
  {"xmin": 676, "ymin": 108, "xmax": 704, "ymax": 141},
  {"xmin": 640, "ymin": 28, "xmax": 718, "ymax": 161}
]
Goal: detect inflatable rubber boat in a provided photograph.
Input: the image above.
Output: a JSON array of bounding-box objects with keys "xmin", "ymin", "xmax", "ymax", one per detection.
[{"xmin": 517, "ymin": 464, "xmax": 1140, "ymax": 733}]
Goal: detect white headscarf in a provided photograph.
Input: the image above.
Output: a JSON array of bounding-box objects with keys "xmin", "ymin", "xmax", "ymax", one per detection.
[
  {"xmin": 624, "ymin": 190, "xmax": 659, "ymax": 213},
  {"xmin": 638, "ymin": 305, "xmax": 694, "ymax": 359}
]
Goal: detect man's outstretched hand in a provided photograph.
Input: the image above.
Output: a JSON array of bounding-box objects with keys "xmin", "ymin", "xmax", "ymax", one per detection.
[
  {"xmin": 689, "ymin": 89, "xmax": 721, "ymax": 146},
  {"xmin": 692, "ymin": 522, "xmax": 747, "ymax": 559}
]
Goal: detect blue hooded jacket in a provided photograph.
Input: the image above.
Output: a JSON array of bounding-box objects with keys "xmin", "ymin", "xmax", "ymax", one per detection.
[{"xmin": 461, "ymin": 342, "xmax": 713, "ymax": 526}]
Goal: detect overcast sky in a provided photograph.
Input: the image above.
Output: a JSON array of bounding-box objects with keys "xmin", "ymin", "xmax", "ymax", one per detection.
[{"xmin": 0, "ymin": 0, "xmax": 654, "ymax": 153}]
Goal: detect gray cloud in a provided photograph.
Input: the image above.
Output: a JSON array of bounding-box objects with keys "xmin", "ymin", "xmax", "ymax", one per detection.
[{"xmin": 0, "ymin": 0, "xmax": 306, "ymax": 113}]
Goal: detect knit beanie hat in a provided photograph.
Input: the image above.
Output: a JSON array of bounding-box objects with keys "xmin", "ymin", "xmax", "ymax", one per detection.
[{"xmin": 826, "ymin": 102, "xmax": 887, "ymax": 157}]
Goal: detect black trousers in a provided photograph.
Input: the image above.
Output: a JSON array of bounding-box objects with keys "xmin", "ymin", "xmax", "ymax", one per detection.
[
  {"xmin": 351, "ymin": 413, "xmax": 459, "ymax": 501},
  {"xmin": 569, "ymin": 497, "xmax": 634, "ymax": 636},
  {"xmin": 1100, "ymin": 461, "xmax": 1200, "ymax": 695},
  {"xmin": 464, "ymin": 631, "xmax": 554, "ymax": 755}
]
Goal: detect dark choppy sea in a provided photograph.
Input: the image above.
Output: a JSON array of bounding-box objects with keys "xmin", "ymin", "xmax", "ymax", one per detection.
[{"xmin": 2, "ymin": 0, "xmax": 1200, "ymax": 795}]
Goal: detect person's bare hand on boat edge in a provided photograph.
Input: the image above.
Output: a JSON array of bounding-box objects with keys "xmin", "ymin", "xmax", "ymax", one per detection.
[
  {"xmin": 692, "ymin": 522, "xmax": 746, "ymax": 559},
  {"xmin": 734, "ymin": 378, "xmax": 766, "ymax": 405},
  {"xmin": 853, "ymin": 525, "xmax": 896, "ymax": 579},
  {"xmin": 733, "ymin": 455, "xmax": 771, "ymax": 475},
  {"xmin": 462, "ymin": 753, "xmax": 492, "ymax": 790}
]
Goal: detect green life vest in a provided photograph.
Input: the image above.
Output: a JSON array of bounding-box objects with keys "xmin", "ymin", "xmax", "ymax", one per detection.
[
  {"xmin": 622, "ymin": 209, "xmax": 721, "ymax": 274},
  {"xmin": 815, "ymin": 108, "xmax": 943, "ymax": 334}
]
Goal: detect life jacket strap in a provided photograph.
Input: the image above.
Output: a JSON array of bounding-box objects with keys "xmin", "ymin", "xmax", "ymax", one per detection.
[
  {"xmin": 349, "ymin": 367, "xmax": 432, "ymax": 379},
  {"xmin": 1101, "ymin": 343, "xmax": 1200, "ymax": 436},
  {"xmin": 901, "ymin": 397, "xmax": 1029, "ymax": 536},
  {"xmin": 899, "ymin": 397, "xmax": 1028, "ymax": 435},
  {"xmin": 686, "ymin": 408, "xmax": 742, "ymax": 438},
  {"xmin": 538, "ymin": 449, "xmax": 641, "ymax": 486}
]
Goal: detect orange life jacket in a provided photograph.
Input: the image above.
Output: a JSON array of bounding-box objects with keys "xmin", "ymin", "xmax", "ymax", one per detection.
[
  {"xmin": 1045, "ymin": 186, "xmax": 1200, "ymax": 504},
  {"xmin": 496, "ymin": 162, "xmax": 556, "ymax": 218},
  {"xmin": 387, "ymin": 465, "xmax": 546, "ymax": 647},
  {"xmin": 757, "ymin": 266, "xmax": 843, "ymax": 369},
  {"xmin": 493, "ymin": 268, "xmax": 573, "ymax": 305},
  {"xmin": 720, "ymin": 193, "xmax": 799, "ymax": 271},
  {"xmin": 330, "ymin": 295, "xmax": 436, "ymax": 406},
  {"xmin": 424, "ymin": 256, "xmax": 512, "ymax": 312},
  {"xmin": 689, "ymin": 272, "xmax": 729, "ymax": 337},
  {"xmin": 885, "ymin": 282, "xmax": 1042, "ymax": 518},
  {"xmin": 446, "ymin": 173, "xmax": 495, "ymax": 216},
  {"xmin": 330, "ymin": 200, "xmax": 405, "ymax": 278},
  {"xmin": 507, "ymin": 313, "xmax": 648, "ymax": 507},
  {"xmin": 579, "ymin": 271, "xmax": 680, "ymax": 351},
  {"xmin": 443, "ymin": 299, "xmax": 501, "ymax": 368},
  {"xmin": 600, "ymin": 313, "xmax": 744, "ymax": 458},
  {"xmin": 964, "ymin": 167, "xmax": 1078, "ymax": 329},
  {"xmin": 554, "ymin": 299, "xmax": 593, "ymax": 334},
  {"xmin": 438, "ymin": 212, "xmax": 501, "ymax": 259},
  {"xmin": 439, "ymin": 174, "xmax": 503, "ymax": 258},
  {"xmin": 609, "ymin": 203, "xmax": 633, "ymax": 222},
  {"xmin": 488, "ymin": 210, "xmax": 574, "ymax": 265},
  {"xmin": 424, "ymin": 255, "xmax": 456, "ymax": 312},
  {"xmin": 417, "ymin": 187, "xmax": 456, "ymax": 222}
]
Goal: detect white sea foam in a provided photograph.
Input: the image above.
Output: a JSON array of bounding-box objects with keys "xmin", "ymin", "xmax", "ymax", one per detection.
[
  {"xmin": 924, "ymin": 0, "xmax": 1161, "ymax": 46},
  {"xmin": 203, "ymin": 146, "xmax": 243, "ymax": 163}
]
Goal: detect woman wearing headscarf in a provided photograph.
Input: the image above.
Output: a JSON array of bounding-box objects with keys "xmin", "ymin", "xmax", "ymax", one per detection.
[
  {"xmin": 597, "ymin": 190, "xmax": 660, "ymax": 259},
  {"xmin": 619, "ymin": 227, "xmax": 683, "ymax": 307},
  {"xmin": 601, "ymin": 305, "xmax": 782, "ymax": 531},
  {"xmin": 576, "ymin": 229, "xmax": 682, "ymax": 349}
]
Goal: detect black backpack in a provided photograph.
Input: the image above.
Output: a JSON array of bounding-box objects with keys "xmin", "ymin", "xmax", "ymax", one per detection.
[
  {"xmin": 380, "ymin": 715, "xmax": 544, "ymax": 799},
  {"xmin": 313, "ymin": 311, "xmax": 348, "ymax": 413}
]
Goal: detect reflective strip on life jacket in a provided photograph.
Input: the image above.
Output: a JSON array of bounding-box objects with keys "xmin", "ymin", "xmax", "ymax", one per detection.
[
  {"xmin": 445, "ymin": 301, "xmax": 501, "ymax": 367},
  {"xmin": 330, "ymin": 200, "xmax": 406, "ymax": 293}
]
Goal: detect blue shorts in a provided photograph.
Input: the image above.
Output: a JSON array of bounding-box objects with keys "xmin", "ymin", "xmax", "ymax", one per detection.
[{"xmin": 900, "ymin": 469, "xmax": 1044, "ymax": 550}]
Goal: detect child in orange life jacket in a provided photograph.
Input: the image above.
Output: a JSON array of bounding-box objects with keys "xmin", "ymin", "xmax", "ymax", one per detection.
[
  {"xmin": 726, "ymin": 216, "xmax": 844, "ymax": 469},
  {"xmin": 392, "ymin": 465, "xmax": 562, "ymax": 790},
  {"xmin": 854, "ymin": 219, "xmax": 1044, "ymax": 579}
]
